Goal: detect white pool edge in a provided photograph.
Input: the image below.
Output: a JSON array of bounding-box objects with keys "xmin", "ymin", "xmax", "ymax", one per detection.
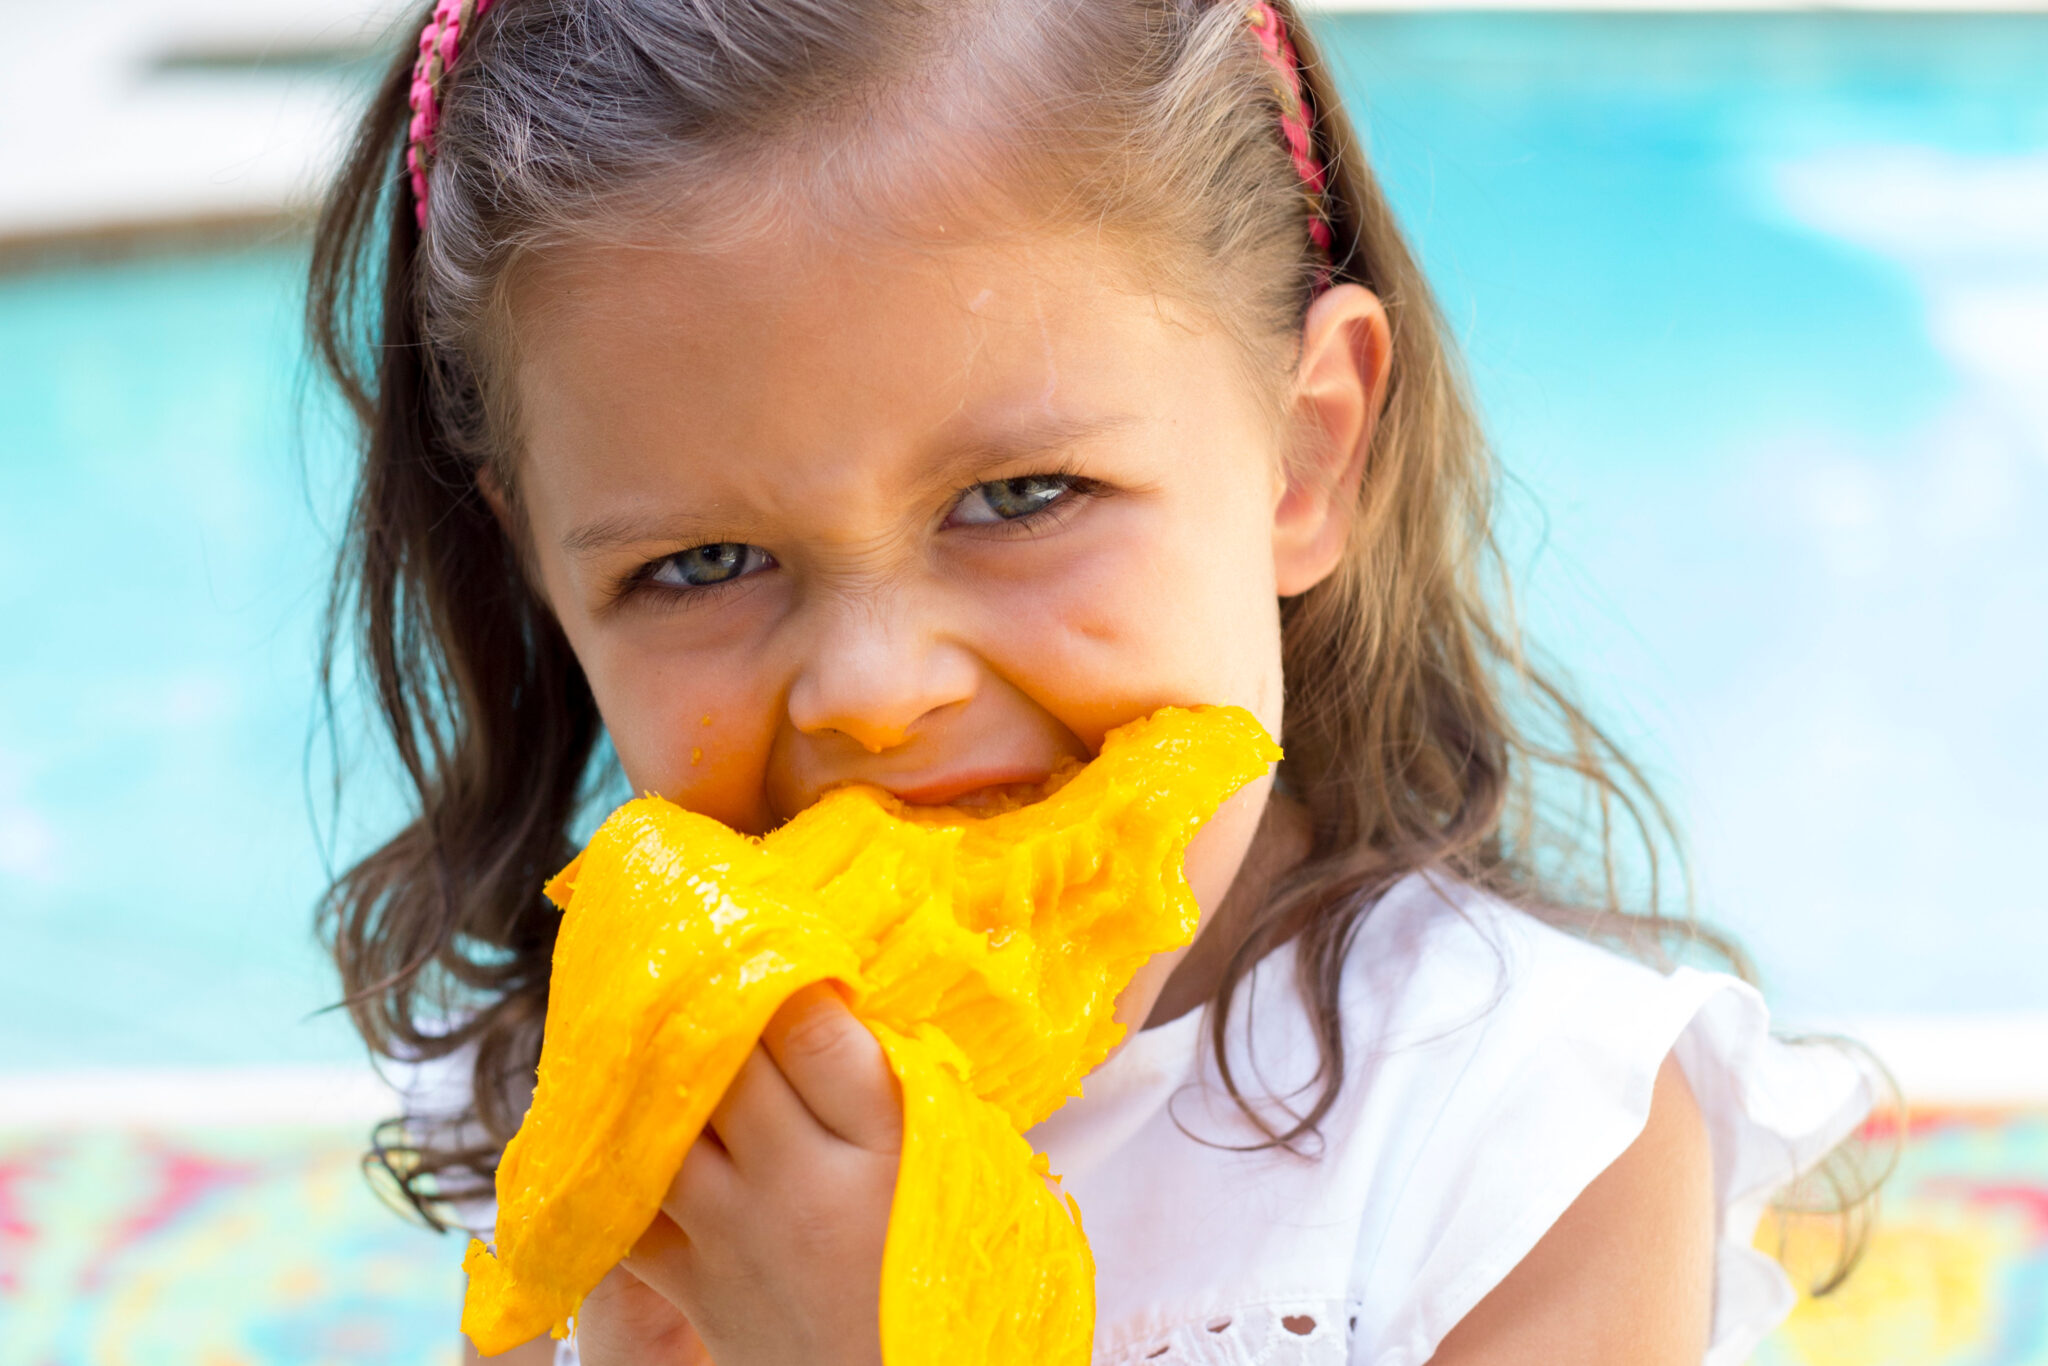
[
  {"xmin": 1, "ymin": 1064, "xmax": 399, "ymax": 1128},
  {"xmin": 4, "ymin": 1013, "xmax": 2045, "ymax": 1127},
  {"xmin": 1821, "ymin": 1013, "xmax": 2048, "ymax": 1109}
]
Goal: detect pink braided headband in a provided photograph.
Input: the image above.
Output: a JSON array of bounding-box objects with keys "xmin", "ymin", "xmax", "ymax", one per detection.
[
  {"xmin": 406, "ymin": 0, "xmax": 1333, "ymax": 277},
  {"xmin": 406, "ymin": 0, "xmax": 496, "ymax": 228},
  {"xmin": 1244, "ymin": 1, "xmax": 1334, "ymax": 264}
]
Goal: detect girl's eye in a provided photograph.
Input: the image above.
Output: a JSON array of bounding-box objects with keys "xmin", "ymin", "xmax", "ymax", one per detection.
[
  {"xmin": 949, "ymin": 474, "xmax": 1088, "ymax": 527},
  {"xmin": 646, "ymin": 542, "xmax": 775, "ymax": 591}
]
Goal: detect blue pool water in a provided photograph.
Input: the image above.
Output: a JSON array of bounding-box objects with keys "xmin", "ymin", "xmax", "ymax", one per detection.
[
  {"xmin": 1324, "ymin": 14, "xmax": 2048, "ymax": 1017},
  {"xmin": 3, "ymin": 15, "xmax": 2045, "ymax": 1069}
]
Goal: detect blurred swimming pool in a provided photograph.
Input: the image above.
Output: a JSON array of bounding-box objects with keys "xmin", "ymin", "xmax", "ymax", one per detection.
[{"xmin": 3, "ymin": 13, "xmax": 2045, "ymax": 1075}]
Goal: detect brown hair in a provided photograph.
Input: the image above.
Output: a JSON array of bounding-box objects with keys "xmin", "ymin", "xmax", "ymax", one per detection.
[{"xmin": 310, "ymin": 0, "xmax": 1885, "ymax": 1285}]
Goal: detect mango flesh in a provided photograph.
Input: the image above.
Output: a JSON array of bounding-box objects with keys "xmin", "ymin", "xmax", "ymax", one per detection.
[{"xmin": 460, "ymin": 705, "xmax": 1281, "ymax": 1359}]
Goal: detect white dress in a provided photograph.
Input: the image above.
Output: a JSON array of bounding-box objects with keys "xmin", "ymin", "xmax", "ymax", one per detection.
[{"xmin": 396, "ymin": 871, "xmax": 1874, "ymax": 1366}]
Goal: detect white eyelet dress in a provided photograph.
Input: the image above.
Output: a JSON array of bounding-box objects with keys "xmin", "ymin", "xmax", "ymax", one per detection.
[
  {"xmin": 1029, "ymin": 873, "xmax": 1874, "ymax": 1366},
  {"xmin": 399, "ymin": 871, "xmax": 1874, "ymax": 1366}
]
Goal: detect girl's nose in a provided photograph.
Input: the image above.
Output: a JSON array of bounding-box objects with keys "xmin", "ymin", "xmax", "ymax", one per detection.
[{"xmin": 784, "ymin": 594, "xmax": 979, "ymax": 754}]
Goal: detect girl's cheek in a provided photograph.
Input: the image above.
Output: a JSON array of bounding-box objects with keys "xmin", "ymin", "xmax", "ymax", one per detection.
[
  {"xmin": 985, "ymin": 520, "xmax": 1279, "ymax": 741},
  {"xmin": 598, "ymin": 636, "xmax": 783, "ymax": 832},
  {"xmin": 960, "ymin": 510, "xmax": 1181, "ymax": 705}
]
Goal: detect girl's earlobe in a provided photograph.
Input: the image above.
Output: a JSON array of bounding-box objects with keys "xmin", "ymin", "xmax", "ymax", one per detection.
[
  {"xmin": 1271, "ymin": 285, "xmax": 1393, "ymax": 597},
  {"xmin": 476, "ymin": 465, "xmax": 515, "ymax": 537},
  {"xmin": 474, "ymin": 464, "xmax": 556, "ymax": 608},
  {"xmin": 475, "ymin": 464, "xmax": 542, "ymax": 585}
]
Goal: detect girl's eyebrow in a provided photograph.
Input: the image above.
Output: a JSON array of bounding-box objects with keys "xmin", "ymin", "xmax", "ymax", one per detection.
[
  {"xmin": 919, "ymin": 412, "xmax": 1135, "ymax": 489},
  {"xmin": 559, "ymin": 413, "xmax": 1135, "ymax": 559},
  {"xmin": 563, "ymin": 508, "xmax": 729, "ymax": 558}
]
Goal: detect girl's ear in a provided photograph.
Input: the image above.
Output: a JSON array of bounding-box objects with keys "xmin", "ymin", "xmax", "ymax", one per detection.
[
  {"xmin": 477, "ymin": 464, "xmax": 513, "ymax": 533},
  {"xmin": 1270, "ymin": 283, "xmax": 1393, "ymax": 597},
  {"xmin": 475, "ymin": 464, "xmax": 545, "ymax": 594}
]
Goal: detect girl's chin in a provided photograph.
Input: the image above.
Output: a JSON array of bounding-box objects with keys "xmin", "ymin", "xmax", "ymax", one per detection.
[{"xmin": 1108, "ymin": 946, "xmax": 1189, "ymax": 1039}]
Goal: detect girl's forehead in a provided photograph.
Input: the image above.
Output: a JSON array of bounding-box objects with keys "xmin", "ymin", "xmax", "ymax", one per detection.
[
  {"xmin": 506, "ymin": 226, "xmax": 1229, "ymax": 466},
  {"xmin": 519, "ymin": 218, "xmax": 1159, "ymax": 345}
]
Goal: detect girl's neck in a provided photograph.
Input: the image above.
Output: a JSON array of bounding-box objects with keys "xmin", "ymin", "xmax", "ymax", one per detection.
[{"xmin": 1144, "ymin": 794, "xmax": 1312, "ymax": 1029}]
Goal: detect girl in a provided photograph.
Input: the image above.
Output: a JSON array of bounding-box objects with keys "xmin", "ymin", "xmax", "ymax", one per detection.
[{"xmin": 310, "ymin": 1, "xmax": 1880, "ymax": 1363}]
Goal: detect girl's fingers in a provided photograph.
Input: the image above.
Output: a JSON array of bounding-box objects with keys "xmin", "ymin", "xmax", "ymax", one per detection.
[
  {"xmin": 661, "ymin": 1128, "xmax": 740, "ymax": 1234},
  {"xmin": 760, "ymin": 983, "xmax": 903, "ymax": 1154},
  {"xmin": 620, "ymin": 1211, "xmax": 695, "ymax": 1307},
  {"xmin": 705, "ymin": 1039, "xmax": 825, "ymax": 1173},
  {"xmin": 575, "ymin": 1254, "xmax": 707, "ymax": 1363}
]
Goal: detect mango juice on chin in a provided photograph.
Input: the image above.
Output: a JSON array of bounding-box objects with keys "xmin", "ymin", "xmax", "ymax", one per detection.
[{"xmin": 459, "ymin": 705, "xmax": 1282, "ymax": 1363}]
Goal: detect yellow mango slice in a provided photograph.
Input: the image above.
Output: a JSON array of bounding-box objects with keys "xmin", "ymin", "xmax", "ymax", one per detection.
[{"xmin": 460, "ymin": 705, "xmax": 1280, "ymax": 1360}]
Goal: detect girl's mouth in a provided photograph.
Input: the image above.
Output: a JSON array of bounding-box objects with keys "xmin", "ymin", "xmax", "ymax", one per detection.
[{"xmin": 888, "ymin": 768, "xmax": 1061, "ymax": 811}]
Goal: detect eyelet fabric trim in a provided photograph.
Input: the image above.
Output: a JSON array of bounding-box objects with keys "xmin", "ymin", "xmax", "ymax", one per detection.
[{"xmin": 1098, "ymin": 1297, "xmax": 1360, "ymax": 1365}]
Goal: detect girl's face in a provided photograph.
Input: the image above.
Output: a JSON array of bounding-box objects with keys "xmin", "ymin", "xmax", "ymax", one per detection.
[{"xmin": 500, "ymin": 225, "xmax": 1383, "ymax": 1025}]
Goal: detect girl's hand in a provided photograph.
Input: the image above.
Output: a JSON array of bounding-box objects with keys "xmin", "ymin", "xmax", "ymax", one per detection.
[{"xmin": 575, "ymin": 983, "xmax": 902, "ymax": 1366}]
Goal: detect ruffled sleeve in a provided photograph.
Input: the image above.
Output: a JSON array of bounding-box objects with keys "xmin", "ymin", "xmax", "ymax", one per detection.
[
  {"xmin": 386, "ymin": 1040, "xmax": 590, "ymax": 1365},
  {"xmin": 1342, "ymin": 879, "xmax": 1876, "ymax": 1366},
  {"xmin": 381, "ymin": 1033, "xmax": 501, "ymax": 1236}
]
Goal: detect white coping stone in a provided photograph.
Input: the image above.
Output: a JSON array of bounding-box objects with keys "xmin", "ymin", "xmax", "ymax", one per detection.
[
  {"xmin": 1828, "ymin": 1013, "xmax": 2048, "ymax": 1109},
  {"xmin": 1, "ymin": 0, "xmax": 415, "ymax": 243},
  {"xmin": 2, "ymin": 1014, "xmax": 2044, "ymax": 1126},
  {"xmin": 0, "ymin": 1063, "xmax": 398, "ymax": 1128}
]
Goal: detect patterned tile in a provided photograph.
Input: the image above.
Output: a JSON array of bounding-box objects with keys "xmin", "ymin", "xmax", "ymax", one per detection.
[
  {"xmin": 5, "ymin": 1110, "xmax": 2041, "ymax": 1363},
  {"xmin": 0, "ymin": 1127, "xmax": 457, "ymax": 1366},
  {"xmin": 1760, "ymin": 1111, "xmax": 2048, "ymax": 1366}
]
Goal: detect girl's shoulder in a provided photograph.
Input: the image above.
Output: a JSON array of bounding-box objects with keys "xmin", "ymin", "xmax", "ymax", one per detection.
[
  {"xmin": 1330, "ymin": 875, "xmax": 1872, "ymax": 1364},
  {"xmin": 1037, "ymin": 872, "xmax": 1877, "ymax": 1366}
]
